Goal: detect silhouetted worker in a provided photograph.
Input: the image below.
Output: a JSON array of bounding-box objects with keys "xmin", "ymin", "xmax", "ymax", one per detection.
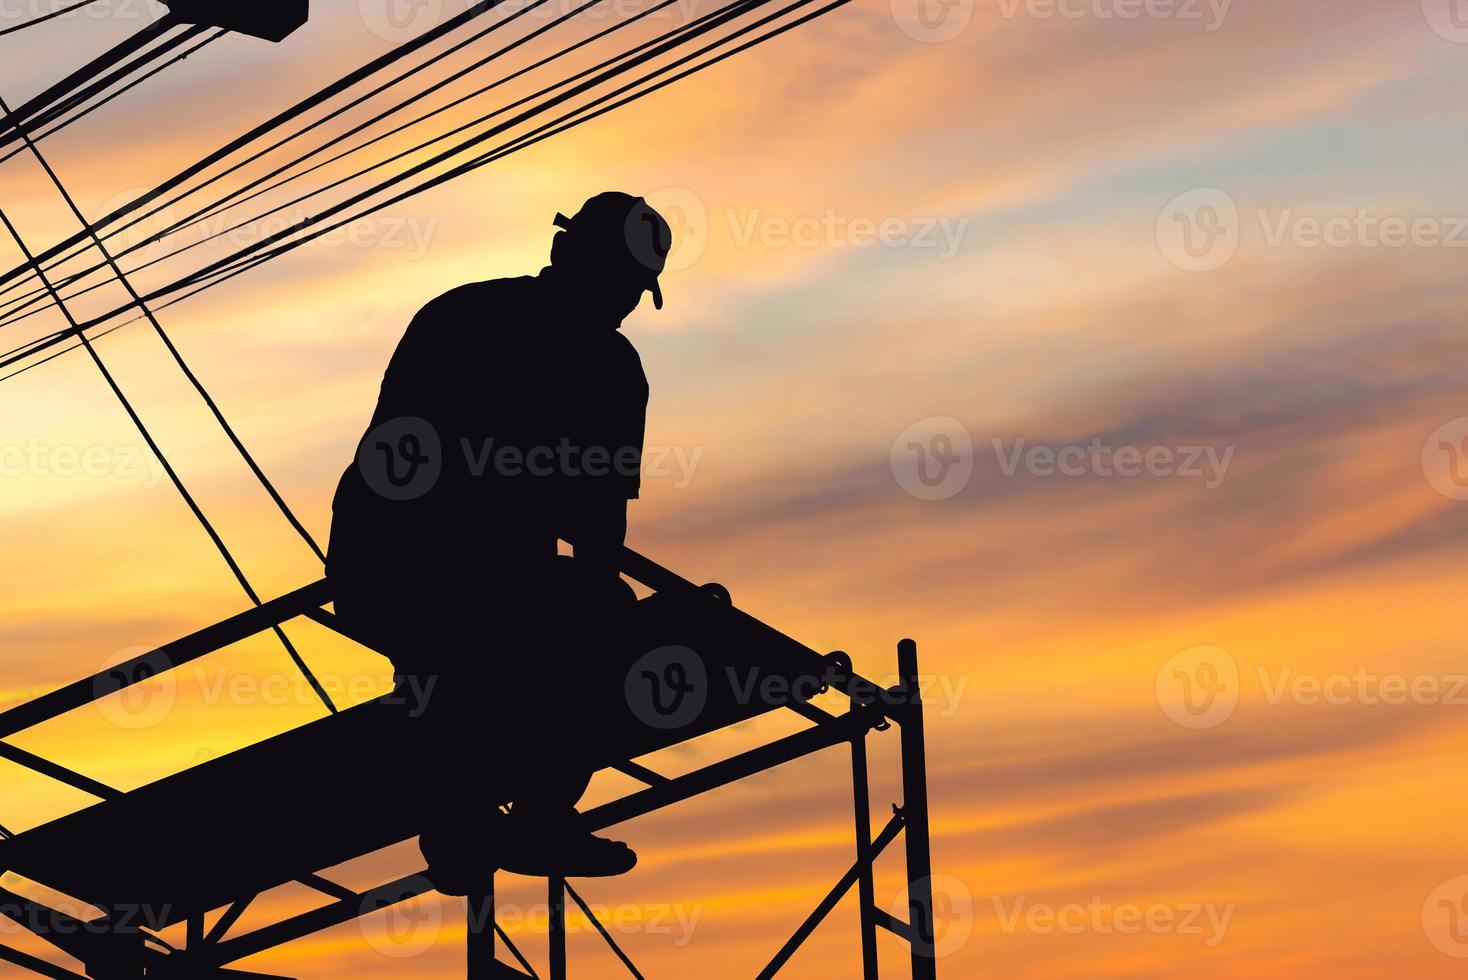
[{"xmin": 327, "ymin": 191, "xmax": 672, "ymax": 893}]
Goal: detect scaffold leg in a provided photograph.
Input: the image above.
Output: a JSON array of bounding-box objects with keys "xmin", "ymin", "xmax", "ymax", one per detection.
[
  {"xmin": 467, "ymin": 878, "xmax": 495, "ymax": 980},
  {"xmin": 851, "ymin": 701, "xmax": 880, "ymax": 979},
  {"xmin": 898, "ymin": 639, "xmax": 937, "ymax": 980},
  {"xmin": 549, "ymin": 875, "xmax": 567, "ymax": 980}
]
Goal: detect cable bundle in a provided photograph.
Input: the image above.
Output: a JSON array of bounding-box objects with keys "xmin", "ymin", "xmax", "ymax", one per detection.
[{"xmin": 0, "ymin": 0, "xmax": 857, "ymax": 376}]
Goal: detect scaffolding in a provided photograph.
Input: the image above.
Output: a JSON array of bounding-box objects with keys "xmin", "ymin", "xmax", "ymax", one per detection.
[{"xmin": 0, "ymin": 546, "xmax": 938, "ymax": 979}]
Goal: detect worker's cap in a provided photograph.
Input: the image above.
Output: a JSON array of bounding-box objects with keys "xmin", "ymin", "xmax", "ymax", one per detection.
[{"xmin": 554, "ymin": 192, "xmax": 672, "ymax": 309}]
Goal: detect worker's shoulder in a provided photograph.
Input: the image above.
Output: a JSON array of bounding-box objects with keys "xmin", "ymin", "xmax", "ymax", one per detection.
[{"xmin": 414, "ymin": 276, "xmax": 535, "ymax": 323}]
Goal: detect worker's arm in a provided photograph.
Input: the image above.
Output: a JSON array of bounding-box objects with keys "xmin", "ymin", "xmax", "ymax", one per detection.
[
  {"xmin": 565, "ymin": 332, "xmax": 645, "ymax": 581},
  {"xmin": 567, "ymin": 495, "xmax": 628, "ymax": 581}
]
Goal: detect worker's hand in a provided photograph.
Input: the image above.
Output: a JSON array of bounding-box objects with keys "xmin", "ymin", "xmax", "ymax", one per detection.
[
  {"xmin": 565, "ymin": 497, "xmax": 628, "ymax": 581},
  {"xmin": 549, "ymin": 552, "xmax": 638, "ymax": 625}
]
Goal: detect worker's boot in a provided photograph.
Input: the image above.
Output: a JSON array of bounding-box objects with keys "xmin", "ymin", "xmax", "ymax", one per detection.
[
  {"xmin": 422, "ymin": 806, "xmax": 635, "ymax": 895},
  {"xmin": 496, "ymin": 804, "xmax": 638, "ymax": 878},
  {"xmin": 421, "ymin": 818, "xmax": 500, "ymax": 897}
]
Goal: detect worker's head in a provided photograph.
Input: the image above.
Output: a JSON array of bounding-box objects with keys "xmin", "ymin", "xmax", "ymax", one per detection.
[{"xmin": 549, "ymin": 192, "xmax": 672, "ymax": 322}]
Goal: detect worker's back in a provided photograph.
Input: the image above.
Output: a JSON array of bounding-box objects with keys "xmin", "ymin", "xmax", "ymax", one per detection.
[{"xmin": 326, "ymin": 272, "xmax": 648, "ymax": 665}]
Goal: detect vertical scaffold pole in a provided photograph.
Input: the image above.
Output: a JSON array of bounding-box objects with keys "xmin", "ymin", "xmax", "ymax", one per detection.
[
  {"xmin": 852, "ymin": 698, "xmax": 880, "ymax": 979},
  {"xmin": 467, "ymin": 878, "xmax": 495, "ymax": 980},
  {"xmin": 549, "ymin": 875, "xmax": 567, "ymax": 980},
  {"xmin": 898, "ymin": 638, "xmax": 937, "ymax": 980}
]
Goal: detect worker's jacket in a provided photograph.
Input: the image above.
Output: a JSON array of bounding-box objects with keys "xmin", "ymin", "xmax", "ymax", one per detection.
[{"xmin": 326, "ymin": 272, "xmax": 648, "ymax": 633}]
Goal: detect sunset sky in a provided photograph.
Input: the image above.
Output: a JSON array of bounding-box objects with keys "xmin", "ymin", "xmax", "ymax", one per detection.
[{"xmin": 4, "ymin": 0, "xmax": 1468, "ymax": 976}]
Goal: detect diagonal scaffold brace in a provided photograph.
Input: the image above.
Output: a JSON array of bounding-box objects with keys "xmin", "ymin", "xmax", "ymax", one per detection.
[{"xmin": 0, "ymin": 547, "xmax": 940, "ymax": 979}]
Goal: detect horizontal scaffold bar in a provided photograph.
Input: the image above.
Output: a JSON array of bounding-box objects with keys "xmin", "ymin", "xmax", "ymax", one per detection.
[{"xmin": 0, "ymin": 580, "xmax": 332, "ymax": 740}]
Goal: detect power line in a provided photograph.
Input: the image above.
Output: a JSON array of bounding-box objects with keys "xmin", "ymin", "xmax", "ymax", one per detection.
[
  {"xmin": 39, "ymin": 0, "xmax": 765, "ymax": 331},
  {"xmin": 141, "ymin": 0, "xmax": 605, "ymax": 253},
  {"xmin": 0, "ymin": 29, "xmax": 225, "ymax": 169},
  {"xmin": 6, "ymin": 96, "xmax": 329, "ymax": 566},
  {"xmin": 0, "ymin": 0, "xmax": 104, "ymax": 38},
  {"xmin": 0, "ymin": 200, "xmax": 333, "ymax": 714},
  {"xmin": 0, "ymin": 25, "xmax": 209, "ymax": 153},
  {"xmin": 0, "ymin": 0, "xmax": 668, "ymax": 330},
  {"xmin": 0, "ymin": 246, "xmax": 273, "ymax": 369},
  {"xmin": 0, "ymin": 24, "xmax": 216, "ymax": 315},
  {"xmin": 0, "ymin": 0, "xmax": 581, "ymax": 321},
  {"xmin": 2, "ymin": 0, "xmax": 707, "ymax": 325},
  {"xmin": 0, "ymin": 254, "xmax": 273, "ymax": 383},
  {"xmin": 0, "ymin": 0, "xmax": 857, "ymax": 374},
  {"xmin": 0, "ymin": 0, "xmax": 809, "ymax": 372},
  {"xmin": 0, "ymin": 321, "xmax": 125, "ymax": 384},
  {"xmin": 0, "ymin": 285, "xmax": 55, "ymax": 331},
  {"xmin": 467, "ymin": 0, "xmax": 860, "ymax": 176},
  {"xmin": 0, "ymin": 324, "xmax": 71, "ymax": 362},
  {"xmin": 0, "ymin": 15, "xmax": 180, "ymax": 140},
  {"xmin": 58, "ymin": 0, "xmax": 538, "ymax": 288},
  {"xmin": 120, "ymin": 0, "xmax": 772, "ymax": 299},
  {"xmin": 0, "ymin": 0, "xmax": 674, "ymax": 320},
  {"xmin": 0, "ymin": 0, "xmax": 723, "ymax": 333},
  {"xmin": 0, "ymin": 0, "xmax": 513, "ymax": 295},
  {"xmin": 181, "ymin": 0, "xmax": 857, "ymax": 304},
  {"xmin": 144, "ymin": 0, "xmax": 794, "ymax": 307},
  {"xmin": 0, "ymin": 92, "xmax": 336, "ymax": 713}
]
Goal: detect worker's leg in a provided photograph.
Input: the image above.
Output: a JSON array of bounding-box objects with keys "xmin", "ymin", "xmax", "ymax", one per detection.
[
  {"xmin": 343, "ymin": 560, "xmax": 636, "ymax": 889},
  {"xmin": 484, "ymin": 569, "xmax": 639, "ymax": 877}
]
